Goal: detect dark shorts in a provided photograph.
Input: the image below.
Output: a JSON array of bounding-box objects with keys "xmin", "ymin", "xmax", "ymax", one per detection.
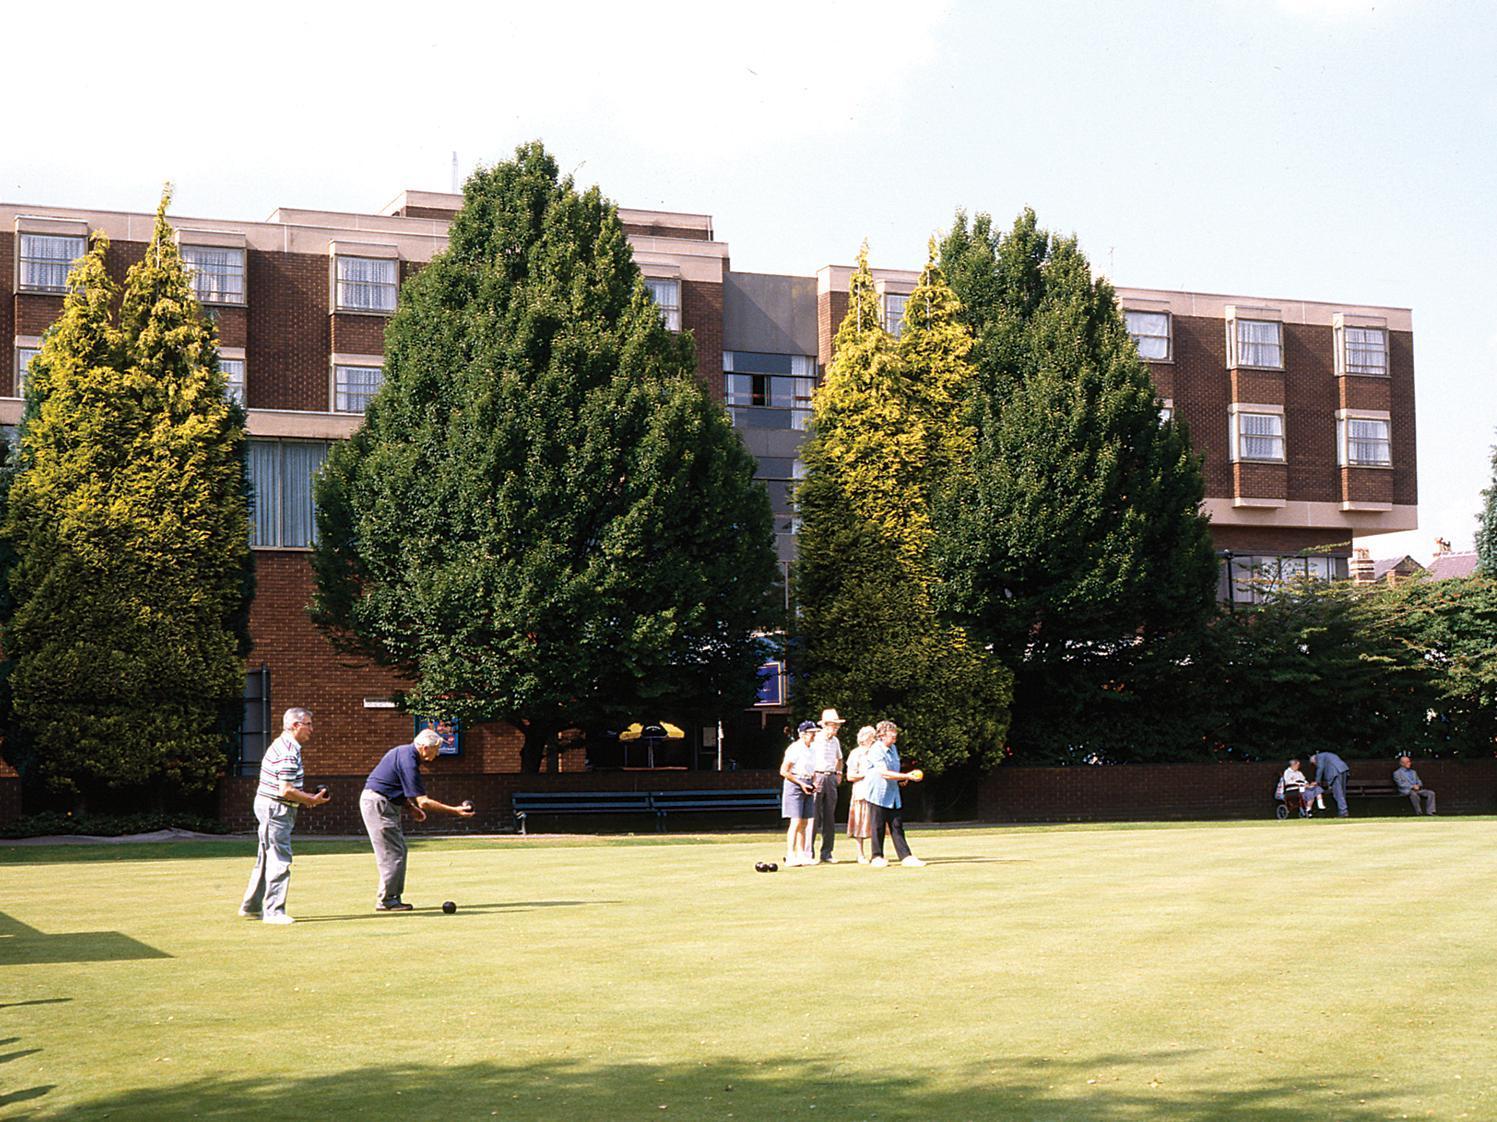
[{"xmin": 781, "ymin": 781, "xmax": 813, "ymax": 819}]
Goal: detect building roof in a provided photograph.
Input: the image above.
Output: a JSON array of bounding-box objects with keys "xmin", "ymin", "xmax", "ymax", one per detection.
[
  {"xmin": 1426, "ymin": 552, "xmax": 1480, "ymax": 580},
  {"xmin": 1371, "ymin": 555, "xmax": 1424, "ymax": 581}
]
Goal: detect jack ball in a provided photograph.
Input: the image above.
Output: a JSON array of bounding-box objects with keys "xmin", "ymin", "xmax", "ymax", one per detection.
[{"xmin": 442, "ymin": 900, "xmax": 457, "ymax": 914}]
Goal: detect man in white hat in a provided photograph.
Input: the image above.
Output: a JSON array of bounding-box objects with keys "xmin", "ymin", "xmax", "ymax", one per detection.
[{"xmin": 808, "ymin": 708, "xmax": 845, "ymax": 863}]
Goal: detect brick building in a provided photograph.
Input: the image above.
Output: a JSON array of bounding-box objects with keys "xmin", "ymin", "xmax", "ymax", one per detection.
[{"xmin": 3, "ymin": 191, "xmax": 1416, "ymax": 787}]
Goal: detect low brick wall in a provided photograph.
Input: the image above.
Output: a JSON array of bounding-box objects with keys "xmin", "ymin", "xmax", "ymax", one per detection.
[
  {"xmin": 217, "ymin": 768, "xmax": 785, "ymax": 835},
  {"xmin": 975, "ymin": 758, "xmax": 1497, "ymax": 822}
]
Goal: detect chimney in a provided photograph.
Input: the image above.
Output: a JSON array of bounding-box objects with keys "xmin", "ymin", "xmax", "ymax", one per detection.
[
  {"xmin": 1351, "ymin": 546, "xmax": 1374, "ymax": 584},
  {"xmin": 1434, "ymin": 537, "xmax": 1452, "ymax": 556}
]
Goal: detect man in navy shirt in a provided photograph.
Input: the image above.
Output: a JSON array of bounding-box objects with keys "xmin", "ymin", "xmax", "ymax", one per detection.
[{"xmin": 359, "ymin": 729, "xmax": 475, "ymax": 911}]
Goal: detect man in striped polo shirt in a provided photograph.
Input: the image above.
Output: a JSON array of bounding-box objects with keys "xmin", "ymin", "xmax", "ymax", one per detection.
[{"xmin": 240, "ymin": 707, "xmax": 330, "ymax": 925}]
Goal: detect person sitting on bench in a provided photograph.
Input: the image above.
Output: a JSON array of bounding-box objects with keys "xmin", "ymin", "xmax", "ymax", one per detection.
[{"xmin": 1392, "ymin": 754, "xmax": 1437, "ymax": 816}]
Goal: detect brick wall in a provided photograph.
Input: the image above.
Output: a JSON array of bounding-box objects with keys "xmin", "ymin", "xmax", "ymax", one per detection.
[
  {"xmin": 217, "ymin": 767, "xmax": 784, "ymax": 835},
  {"xmin": 247, "ymin": 250, "xmax": 329, "ymax": 411},
  {"xmin": 330, "ymin": 311, "xmax": 388, "ymax": 356},
  {"xmin": 245, "ymin": 553, "xmax": 526, "ymax": 777},
  {"xmin": 976, "ymin": 758, "xmax": 1497, "ymax": 822},
  {"xmin": 682, "ymin": 280, "xmax": 723, "ymax": 399},
  {"xmin": 1388, "ymin": 330, "xmax": 1417, "ymax": 505}
]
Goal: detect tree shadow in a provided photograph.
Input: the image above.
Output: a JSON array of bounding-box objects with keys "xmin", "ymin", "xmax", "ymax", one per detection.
[
  {"xmin": 293, "ymin": 900, "xmax": 605, "ymax": 923},
  {"xmin": 45, "ymin": 1049, "xmax": 1407, "ymax": 1122},
  {"xmin": 0, "ymin": 912, "xmax": 170, "ymax": 966},
  {"xmin": 0, "ymin": 998, "xmax": 71, "ymax": 1010},
  {"xmin": 0, "ymin": 839, "xmax": 375, "ymax": 866}
]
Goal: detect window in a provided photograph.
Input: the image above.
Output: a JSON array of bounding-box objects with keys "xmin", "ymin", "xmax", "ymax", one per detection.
[
  {"xmin": 1232, "ymin": 319, "xmax": 1283, "ymax": 369},
  {"xmin": 645, "ymin": 278, "xmax": 681, "ymax": 331},
  {"xmin": 334, "ymin": 364, "xmax": 383, "ymax": 414},
  {"xmin": 335, "ymin": 256, "xmax": 397, "ymax": 312},
  {"xmin": 1340, "ymin": 325, "xmax": 1388, "ymax": 376},
  {"xmin": 248, "ymin": 440, "xmax": 329, "ymax": 548},
  {"xmin": 1219, "ymin": 553, "xmax": 1349, "ymax": 604},
  {"xmin": 15, "ymin": 347, "xmax": 40, "ymax": 396},
  {"xmin": 1233, "ymin": 411, "xmax": 1285, "ymax": 462},
  {"xmin": 237, "ymin": 663, "xmax": 271, "ymax": 776},
  {"xmin": 1159, "ymin": 399, "xmax": 1174, "ymax": 424},
  {"xmin": 882, "ymin": 293, "xmax": 908, "ymax": 338},
  {"xmin": 181, "ymin": 245, "xmax": 246, "ymax": 305},
  {"xmin": 19, "ymin": 233, "xmax": 85, "ymax": 293},
  {"xmin": 220, "ymin": 358, "xmax": 246, "ymax": 405},
  {"xmin": 1125, "ymin": 310, "xmax": 1172, "ymax": 361},
  {"xmin": 1338, "ymin": 415, "xmax": 1391, "ymax": 467},
  {"xmin": 723, "ymin": 352, "xmax": 814, "ymax": 430}
]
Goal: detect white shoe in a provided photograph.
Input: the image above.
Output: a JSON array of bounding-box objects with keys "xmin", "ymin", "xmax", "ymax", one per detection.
[
  {"xmin": 870, "ymin": 857, "xmax": 889, "ymax": 867},
  {"xmin": 821, "ymin": 855, "xmax": 839, "ymax": 864},
  {"xmin": 856, "ymin": 854, "xmax": 869, "ymax": 865},
  {"xmin": 901, "ymin": 856, "xmax": 927, "ymax": 867},
  {"xmin": 238, "ymin": 906, "xmax": 260, "ymax": 918},
  {"xmin": 262, "ymin": 912, "xmax": 295, "ymax": 925}
]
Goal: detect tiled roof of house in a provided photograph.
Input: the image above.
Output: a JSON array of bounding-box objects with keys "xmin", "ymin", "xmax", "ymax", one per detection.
[{"xmin": 1426, "ymin": 552, "xmax": 1480, "ymax": 580}]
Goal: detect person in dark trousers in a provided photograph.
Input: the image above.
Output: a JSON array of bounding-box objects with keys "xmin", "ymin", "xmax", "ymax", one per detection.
[
  {"xmin": 864, "ymin": 720, "xmax": 926, "ymax": 867},
  {"xmin": 1393, "ymin": 755, "xmax": 1437, "ymax": 815},
  {"xmin": 359, "ymin": 729, "xmax": 475, "ymax": 911},
  {"xmin": 1309, "ymin": 751, "xmax": 1351, "ymax": 817}
]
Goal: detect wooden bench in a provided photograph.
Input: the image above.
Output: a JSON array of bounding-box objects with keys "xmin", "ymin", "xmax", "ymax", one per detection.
[
  {"xmin": 510, "ymin": 791, "xmax": 655, "ymax": 834},
  {"xmin": 510, "ymin": 788, "xmax": 779, "ymax": 833},
  {"xmin": 1344, "ymin": 778, "xmax": 1402, "ymax": 801},
  {"xmin": 648, "ymin": 789, "xmax": 780, "ymax": 830}
]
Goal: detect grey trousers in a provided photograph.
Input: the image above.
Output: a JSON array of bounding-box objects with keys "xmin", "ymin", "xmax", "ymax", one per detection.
[
  {"xmin": 811, "ymin": 772, "xmax": 839, "ymax": 859},
  {"xmin": 1406, "ymin": 789, "xmax": 1437, "ymax": 814},
  {"xmin": 242, "ymin": 796, "xmax": 298, "ymax": 918},
  {"xmin": 1326, "ymin": 773, "xmax": 1349, "ymax": 815},
  {"xmin": 360, "ymin": 789, "xmax": 408, "ymax": 905}
]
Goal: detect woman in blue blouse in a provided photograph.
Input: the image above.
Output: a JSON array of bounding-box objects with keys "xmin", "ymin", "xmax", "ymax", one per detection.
[{"xmin": 863, "ymin": 719, "xmax": 925, "ymax": 867}]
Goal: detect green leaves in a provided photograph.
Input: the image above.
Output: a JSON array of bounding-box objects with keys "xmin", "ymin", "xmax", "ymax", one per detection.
[
  {"xmin": 797, "ymin": 246, "xmax": 1011, "ymax": 774},
  {"xmin": 1, "ymin": 188, "xmax": 252, "ymax": 794},
  {"xmin": 312, "ymin": 142, "xmax": 777, "ymax": 771}
]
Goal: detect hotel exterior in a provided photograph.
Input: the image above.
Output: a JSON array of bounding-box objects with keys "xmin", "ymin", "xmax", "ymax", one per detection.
[{"xmin": 2, "ymin": 190, "xmax": 1416, "ymax": 785}]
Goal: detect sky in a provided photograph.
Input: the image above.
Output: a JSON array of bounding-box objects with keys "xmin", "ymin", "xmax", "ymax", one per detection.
[{"xmin": 6, "ymin": 0, "xmax": 1494, "ymax": 561}]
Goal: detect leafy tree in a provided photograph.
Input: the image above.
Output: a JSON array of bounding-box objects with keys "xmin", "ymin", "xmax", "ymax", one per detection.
[
  {"xmin": 312, "ymin": 143, "xmax": 778, "ymax": 773},
  {"xmin": 1201, "ymin": 578, "xmax": 1429, "ymax": 763},
  {"xmin": 1380, "ymin": 575, "xmax": 1497, "ymax": 755},
  {"xmin": 1477, "ymin": 434, "xmax": 1497, "ymax": 576},
  {"xmin": 936, "ymin": 209, "xmax": 1218, "ymax": 760},
  {"xmin": 1, "ymin": 192, "xmax": 252, "ymax": 800},
  {"xmin": 794, "ymin": 245, "xmax": 1010, "ymax": 774}
]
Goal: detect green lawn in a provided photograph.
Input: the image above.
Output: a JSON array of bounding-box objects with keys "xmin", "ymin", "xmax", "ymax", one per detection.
[{"xmin": 2, "ymin": 818, "xmax": 1494, "ymax": 1120}]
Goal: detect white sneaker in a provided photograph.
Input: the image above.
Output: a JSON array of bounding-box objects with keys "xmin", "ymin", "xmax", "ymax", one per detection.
[
  {"xmin": 856, "ymin": 854, "xmax": 869, "ymax": 865},
  {"xmin": 901, "ymin": 856, "xmax": 927, "ymax": 868},
  {"xmin": 262, "ymin": 912, "xmax": 295, "ymax": 925},
  {"xmin": 821, "ymin": 855, "xmax": 839, "ymax": 864},
  {"xmin": 870, "ymin": 857, "xmax": 889, "ymax": 867}
]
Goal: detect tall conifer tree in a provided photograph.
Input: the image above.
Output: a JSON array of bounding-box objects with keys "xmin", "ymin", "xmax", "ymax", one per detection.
[
  {"xmin": 795, "ymin": 247, "xmax": 1010, "ymax": 773},
  {"xmin": 2, "ymin": 192, "xmax": 251, "ymax": 797},
  {"xmin": 312, "ymin": 143, "xmax": 777, "ymax": 772},
  {"xmin": 938, "ymin": 209, "xmax": 1217, "ymax": 761},
  {"xmin": 1476, "ymin": 434, "xmax": 1497, "ymax": 576}
]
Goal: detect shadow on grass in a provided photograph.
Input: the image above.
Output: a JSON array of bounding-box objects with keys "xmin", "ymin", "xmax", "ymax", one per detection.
[
  {"xmin": 0, "ymin": 912, "xmax": 170, "ymax": 966},
  {"xmin": 293, "ymin": 900, "xmax": 605, "ymax": 923},
  {"xmin": 43, "ymin": 1050, "xmax": 1406, "ymax": 1122},
  {"xmin": 920, "ymin": 856, "xmax": 1030, "ymax": 865},
  {"xmin": 0, "ymin": 839, "xmax": 376, "ymax": 866},
  {"xmin": 0, "ymin": 998, "xmax": 71, "ymax": 1010}
]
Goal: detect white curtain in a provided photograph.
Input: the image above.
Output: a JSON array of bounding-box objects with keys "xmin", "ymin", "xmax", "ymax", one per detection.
[
  {"xmin": 21, "ymin": 234, "xmax": 84, "ymax": 291},
  {"xmin": 1237, "ymin": 320, "xmax": 1282, "ymax": 367},
  {"xmin": 1239, "ymin": 413, "xmax": 1283, "ymax": 460},
  {"xmin": 337, "ymin": 257, "xmax": 397, "ymax": 311},
  {"xmin": 1348, "ymin": 418, "xmax": 1390, "ymax": 465},
  {"xmin": 1344, "ymin": 327, "xmax": 1386, "ymax": 375},
  {"xmin": 335, "ymin": 365, "xmax": 383, "ymax": 414},
  {"xmin": 1126, "ymin": 311, "xmax": 1170, "ymax": 360},
  {"xmin": 183, "ymin": 246, "xmax": 245, "ymax": 303}
]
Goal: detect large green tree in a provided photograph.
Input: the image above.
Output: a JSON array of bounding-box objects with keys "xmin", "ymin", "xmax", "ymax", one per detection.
[
  {"xmin": 1477, "ymin": 433, "xmax": 1497, "ymax": 576},
  {"xmin": 1, "ymin": 193, "xmax": 252, "ymax": 799},
  {"xmin": 794, "ymin": 246, "xmax": 1010, "ymax": 774},
  {"xmin": 937, "ymin": 209, "xmax": 1218, "ymax": 761},
  {"xmin": 312, "ymin": 142, "xmax": 778, "ymax": 773}
]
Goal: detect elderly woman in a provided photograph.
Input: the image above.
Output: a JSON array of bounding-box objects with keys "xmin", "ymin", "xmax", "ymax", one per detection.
[
  {"xmin": 779, "ymin": 721, "xmax": 818, "ymax": 866},
  {"xmin": 844, "ymin": 726, "xmax": 878, "ymax": 864},
  {"xmin": 863, "ymin": 720, "xmax": 925, "ymax": 868}
]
